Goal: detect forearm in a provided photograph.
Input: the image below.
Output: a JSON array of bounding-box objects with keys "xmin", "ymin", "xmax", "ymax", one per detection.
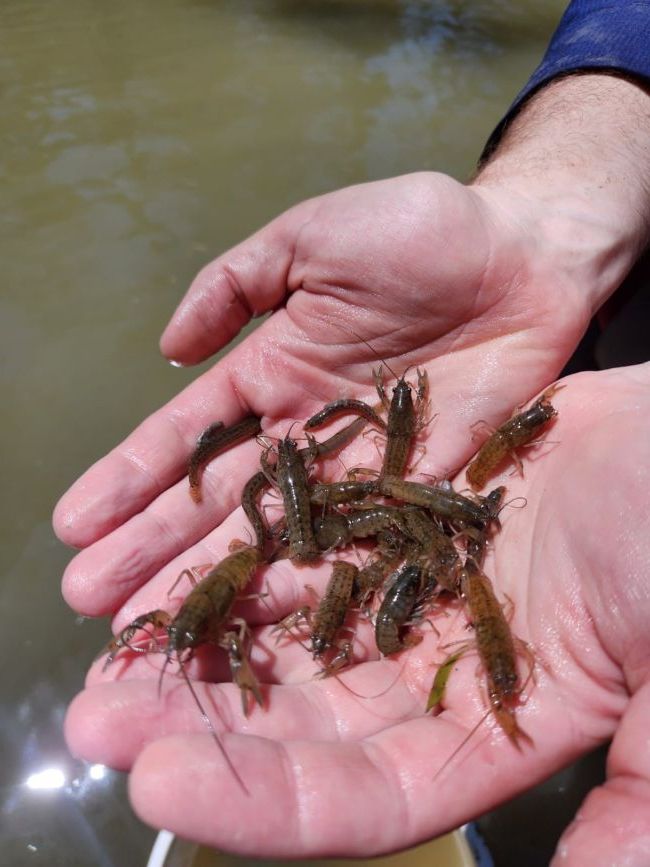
[{"xmin": 474, "ymin": 73, "xmax": 650, "ymax": 315}]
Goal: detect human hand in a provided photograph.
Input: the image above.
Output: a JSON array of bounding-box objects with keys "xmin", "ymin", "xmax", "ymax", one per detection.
[
  {"xmin": 56, "ymin": 73, "xmax": 650, "ymax": 593},
  {"xmin": 54, "ymin": 166, "xmax": 603, "ymax": 620},
  {"xmin": 64, "ymin": 363, "xmax": 650, "ymax": 866},
  {"xmin": 55, "ymin": 71, "xmax": 650, "ymax": 862}
]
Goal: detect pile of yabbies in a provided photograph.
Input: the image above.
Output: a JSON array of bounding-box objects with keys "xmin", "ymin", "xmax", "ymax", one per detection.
[{"xmin": 101, "ymin": 367, "xmax": 560, "ymax": 788}]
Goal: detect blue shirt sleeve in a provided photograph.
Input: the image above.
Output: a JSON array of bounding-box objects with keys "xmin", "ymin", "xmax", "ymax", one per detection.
[{"xmin": 481, "ymin": 1, "xmax": 650, "ymax": 160}]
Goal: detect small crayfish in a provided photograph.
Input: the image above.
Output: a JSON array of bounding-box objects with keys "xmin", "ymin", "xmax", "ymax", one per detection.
[
  {"xmin": 99, "ymin": 545, "xmax": 264, "ymax": 793},
  {"xmin": 466, "ymin": 385, "xmax": 561, "ymax": 489}
]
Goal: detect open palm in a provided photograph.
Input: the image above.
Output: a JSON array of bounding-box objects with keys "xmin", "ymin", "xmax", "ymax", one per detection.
[
  {"xmin": 54, "ymin": 172, "xmax": 590, "ymax": 618},
  {"xmin": 63, "ymin": 363, "xmax": 650, "ymax": 866},
  {"xmin": 55, "ymin": 173, "xmax": 644, "ymax": 865}
]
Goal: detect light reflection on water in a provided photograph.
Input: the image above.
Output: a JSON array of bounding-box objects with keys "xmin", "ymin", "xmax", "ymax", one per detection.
[{"xmin": 2, "ymin": 1, "xmax": 566, "ymax": 864}]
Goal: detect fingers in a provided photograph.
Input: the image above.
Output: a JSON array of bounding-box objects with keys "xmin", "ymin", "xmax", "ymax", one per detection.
[
  {"xmin": 69, "ymin": 682, "xmax": 477, "ymax": 859},
  {"xmin": 53, "ymin": 312, "xmax": 361, "ymax": 555},
  {"xmin": 159, "ymin": 198, "xmax": 319, "ymax": 365},
  {"xmin": 60, "ymin": 419, "xmax": 378, "ymax": 620},
  {"xmin": 551, "ymin": 778, "xmax": 650, "ymax": 867},
  {"xmin": 126, "ymin": 707, "xmax": 572, "ymax": 858},
  {"xmin": 551, "ymin": 683, "xmax": 650, "ymax": 867},
  {"xmin": 53, "ymin": 358, "xmax": 259, "ymax": 548},
  {"xmin": 53, "ymin": 313, "xmax": 325, "ymax": 553},
  {"xmin": 129, "ymin": 732, "xmax": 410, "ymax": 857},
  {"xmin": 60, "ymin": 444, "xmax": 263, "ymax": 616},
  {"xmin": 66, "ymin": 663, "xmax": 421, "ymax": 770},
  {"xmin": 66, "ymin": 680, "xmax": 343, "ymax": 771}
]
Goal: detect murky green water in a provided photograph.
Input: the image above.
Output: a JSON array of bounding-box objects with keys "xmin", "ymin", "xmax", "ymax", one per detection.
[{"xmin": 2, "ymin": 1, "xmax": 567, "ymax": 864}]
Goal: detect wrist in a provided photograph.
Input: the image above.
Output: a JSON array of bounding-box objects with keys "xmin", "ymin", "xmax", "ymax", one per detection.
[{"xmin": 473, "ymin": 74, "xmax": 650, "ymax": 315}]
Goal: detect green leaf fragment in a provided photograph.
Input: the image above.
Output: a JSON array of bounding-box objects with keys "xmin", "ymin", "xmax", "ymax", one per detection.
[{"xmin": 426, "ymin": 650, "xmax": 464, "ymax": 712}]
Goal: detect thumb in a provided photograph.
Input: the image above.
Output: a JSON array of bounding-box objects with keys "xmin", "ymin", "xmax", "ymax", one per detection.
[
  {"xmin": 159, "ymin": 197, "xmax": 319, "ymax": 365},
  {"xmin": 551, "ymin": 682, "xmax": 650, "ymax": 866}
]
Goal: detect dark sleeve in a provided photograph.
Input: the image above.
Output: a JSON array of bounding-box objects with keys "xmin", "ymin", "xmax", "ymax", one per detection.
[{"xmin": 481, "ymin": 0, "xmax": 650, "ymax": 161}]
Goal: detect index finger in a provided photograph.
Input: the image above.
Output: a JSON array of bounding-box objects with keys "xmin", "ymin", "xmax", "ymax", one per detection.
[
  {"xmin": 52, "ymin": 349, "xmax": 262, "ymax": 549},
  {"xmin": 52, "ymin": 317, "xmax": 371, "ymax": 552}
]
